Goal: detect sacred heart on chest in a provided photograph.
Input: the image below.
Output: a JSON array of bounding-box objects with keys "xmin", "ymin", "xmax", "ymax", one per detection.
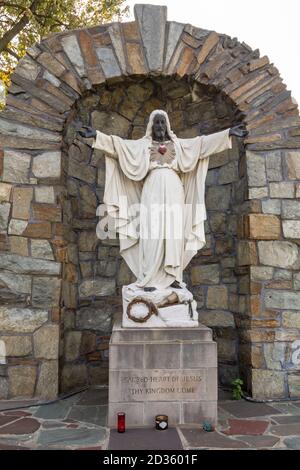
[
  {"xmin": 158, "ymin": 144, "xmax": 167, "ymax": 155},
  {"xmin": 150, "ymin": 141, "xmax": 176, "ymax": 165}
]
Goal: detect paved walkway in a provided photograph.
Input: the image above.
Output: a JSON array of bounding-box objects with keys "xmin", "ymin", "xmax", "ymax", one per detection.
[{"xmin": 0, "ymin": 388, "xmax": 300, "ymax": 450}]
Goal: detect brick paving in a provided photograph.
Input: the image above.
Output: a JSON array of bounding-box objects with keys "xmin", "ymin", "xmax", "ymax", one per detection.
[{"xmin": 0, "ymin": 388, "xmax": 300, "ymax": 450}]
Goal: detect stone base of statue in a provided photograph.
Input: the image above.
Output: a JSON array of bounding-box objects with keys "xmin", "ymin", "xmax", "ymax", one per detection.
[
  {"xmin": 108, "ymin": 317, "xmax": 217, "ymax": 427},
  {"xmin": 122, "ymin": 283, "xmax": 198, "ymax": 328}
]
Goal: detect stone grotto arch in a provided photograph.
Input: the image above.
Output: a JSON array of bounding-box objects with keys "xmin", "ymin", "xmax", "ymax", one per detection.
[{"xmin": 1, "ymin": 4, "xmax": 300, "ymax": 400}]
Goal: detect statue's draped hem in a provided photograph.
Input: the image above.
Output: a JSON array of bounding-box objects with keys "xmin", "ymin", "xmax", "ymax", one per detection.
[{"xmin": 93, "ymin": 126, "xmax": 232, "ymax": 284}]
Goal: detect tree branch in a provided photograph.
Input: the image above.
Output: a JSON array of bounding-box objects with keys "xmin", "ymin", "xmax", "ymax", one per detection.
[
  {"xmin": 0, "ymin": 2, "xmax": 28, "ymax": 10},
  {"xmin": 0, "ymin": 0, "xmax": 41, "ymax": 53},
  {"xmin": 4, "ymin": 46, "xmax": 20, "ymax": 59}
]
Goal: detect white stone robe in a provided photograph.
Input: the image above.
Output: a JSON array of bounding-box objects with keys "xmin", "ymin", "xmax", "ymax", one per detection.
[{"xmin": 92, "ymin": 122, "xmax": 232, "ymax": 289}]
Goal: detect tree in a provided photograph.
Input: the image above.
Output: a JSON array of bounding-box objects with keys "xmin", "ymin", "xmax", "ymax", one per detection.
[{"xmin": 0, "ymin": 0, "xmax": 129, "ymax": 106}]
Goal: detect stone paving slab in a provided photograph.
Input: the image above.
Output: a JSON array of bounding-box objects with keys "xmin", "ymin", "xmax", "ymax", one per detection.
[
  {"xmin": 77, "ymin": 388, "xmax": 108, "ymax": 406},
  {"xmin": 220, "ymin": 401, "xmax": 281, "ymax": 418},
  {"xmin": 224, "ymin": 419, "xmax": 269, "ymax": 436},
  {"xmin": 269, "ymin": 423, "xmax": 300, "ymax": 436},
  {"xmin": 284, "ymin": 437, "xmax": 300, "ymax": 450},
  {"xmin": 0, "ymin": 441, "xmax": 30, "ymax": 450},
  {"xmin": 37, "ymin": 427, "xmax": 108, "ymax": 449},
  {"xmin": 0, "ymin": 400, "xmax": 39, "ymax": 411},
  {"xmin": 0, "ymin": 417, "xmax": 40, "ymax": 435},
  {"xmin": 271, "ymin": 415, "xmax": 300, "ymax": 425},
  {"xmin": 109, "ymin": 428, "xmax": 183, "ymax": 450},
  {"xmin": 0, "ymin": 390, "xmax": 300, "ymax": 450},
  {"xmin": 236, "ymin": 435, "xmax": 280, "ymax": 448},
  {"xmin": 179, "ymin": 428, "xmax": 249, "ymax": 449},
  {"xmin": 270, "ymin": 403, "xmax": 300, "ymax": 415},
  {"xmin": 34, "ymin": 394, "xmax": 81, "ymax": 420},
  {"xmin": 67, "ymin": 405, "xmax": 107, "ymax": 427}
]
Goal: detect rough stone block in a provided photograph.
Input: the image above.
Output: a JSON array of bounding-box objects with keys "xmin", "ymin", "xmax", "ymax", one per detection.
[
  {"xmin": 262, "ymin": 199, "xmax": 281, "ymax": 215},
  {"xmin": 33, "ymin": 324, "xmax": 59, "ymax": 359},
  {"xmin": 31, "ymin": 239, "xmax": 54, "ymax": 260},
  {"xmin": 248, "ymin": 187, "xmax": 268, "ymax": 199},
  {"xmin": 36, "ymin": 360, "xmax": 59, "ymax": 400},
  {"xmin": 288, "ymin": 374, "xmax": 300, "ymax": 398},
  {"xmin": 64, "ymin": 331, "xmax": 82, "ymax": 361},
  {"xmin": 32, "ymin": 276, "xmax": 61, "ymax": 307},
  {"xmin": 12, "ymin": 187, "xmax": 33, "ymax": 220},
  {"xmin": 23, "ymin": 221, "xmax": 51, "ymax": 239},
  {"xmin": 8, "ymin": 365, "xmax": 36, "ymax": 398},
  {"xmin": 76, "ymin": 304, "xmax": 112, "ymax": 333},
  {"xmin": 8, "ymin": 219, "xmax": 28, "ymax": 235},
  {"xmin": 283, "ymin": 221, "xmax": 300, "ymax": 239},
  {"xmin": 247, "ymin": 214, "xmax": 281, "ymax": 240},
  {"xmin": 191, "ymin": 264, "xmax": 219, "ymax": 285},
  {"xmin": 282, "ymin": 201, "xmax": 300, "ymax": 219},
  {"xmin": 0, "ymin": 335, "xmax": 32, "ymax": 357},
  {"xmin": 164, "ymin": 22, "xmax": 185, "ymax": 68},
  {"xmin": 134, "ymin": 4, "xmax": 167, "ymax": 71},
  {"xmin": 198, "ymin": 310, "xmax": 234, "ymax": 327},
  {"xmin": 9, "ymin": 236, "xmax": 28, "ymax": 256},
  {"xmin": 32, "ymin": 151, "xmax": 61, "ymax": 179},
  {"xmin": 95, "ymin": 47, "xmax": 121, "ymax": 78},
  {"xmin": 246, "ymin": 151, "xmax": 266, "ymax": 187},
  {"xmin": 251, "ymin": 369, "xmax": 285, "ymax": 399},
  {"xmin": 0, "ymin": 307, "xmax": 48, "ymax": 333},
  {"xmin": 285, "ymin": 151, "xmax": 300, "ymax": 180},
  {"xmin": 0, "ymin": 183, "xmax": 12, "ymax": 202},
  {"xmin": 79, "ymin": 278, "xmax": 115, "ymax": 297},
  {"xmin": 2, "ymin": 150, "xmax": 31, "ymax": 184},
  {"xmin": 206, "ymin": 285, "xmax": 228, "ymax": 309},
  {"xmin": 61, "ymin": 364, "xmax": 88, "ymax": 392},
  {"xmin": 265, "ymin": 290, "xmax": 300, "ymax": 310},
  {"xmin": 0, "ymin": 202, "xmax": 10, "ymax": 232},
  {"xmin": 35, "ymin": 186, "xmax": 55, "ymax": 203},
  {"xmin": 270, "ymin": 182, "xmax": 294, "ymax": 198},
  {"xmin": 266, "ymin": 151, "xmax": 282, "ymax": 181},
  {"xmin": 61, "ymin": 34, "xmax": 86, "ymax": 76},
  {"xmin": 258, "ymin": 241, "xmax": 299, "ymax": 268},
  {"xmin": 237, "ymin": 241, "xmax": 258, "ymax": 266},
  {"xmin": 206, "ymin": 186, "xmax": 231, "ymax": 211}
]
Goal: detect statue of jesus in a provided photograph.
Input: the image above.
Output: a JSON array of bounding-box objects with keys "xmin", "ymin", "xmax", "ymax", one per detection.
[{"xmin": 79, "ymin": 110, "xmax": 247, "ymax": 326}]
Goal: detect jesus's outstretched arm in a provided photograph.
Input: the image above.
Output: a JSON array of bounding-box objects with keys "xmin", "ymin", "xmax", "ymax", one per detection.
[
  {"xmin": 199, "ymin": 123, "xmax": 248, "ymax": 159},
  {"xmin": 78, "ymin": 125, "xmax": 118, "ymax": 158}
]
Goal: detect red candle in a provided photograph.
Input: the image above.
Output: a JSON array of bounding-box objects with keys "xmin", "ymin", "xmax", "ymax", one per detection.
[{"xmin": 117, "ymin": 412, "xmax": 125, "ymax": 433}]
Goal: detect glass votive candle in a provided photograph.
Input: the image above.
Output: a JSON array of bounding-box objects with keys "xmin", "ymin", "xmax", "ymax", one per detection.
[
  {"xmin": 155, "ymin": 414, "xmax": 168, "ymax": 430},
  {"xmin": 117, "ymin": 412, "xmax": 125, "ymax": 433}
]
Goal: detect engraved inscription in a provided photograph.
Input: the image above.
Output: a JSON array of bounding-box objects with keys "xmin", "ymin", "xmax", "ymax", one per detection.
[{"xmin": 110, "ymin": 369, "xmax": 210, "ymax": 402}]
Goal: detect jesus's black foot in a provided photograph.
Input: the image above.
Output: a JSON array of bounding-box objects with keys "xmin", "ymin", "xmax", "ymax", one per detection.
[
  {"xmin": 144, "ymin": 286, "xmax": 156, "ymax": 292},
  {"xmin": 170, "ymin": 280, "xmax": 182, "ymax": 289}
]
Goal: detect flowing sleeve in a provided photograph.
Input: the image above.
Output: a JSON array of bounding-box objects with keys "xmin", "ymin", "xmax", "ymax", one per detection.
[
  {"xmin": 199, "ymin": 128, "xmax": 232, "ymax": 159},
  {"xmin": 92, "ymin": 130, "xmax": 117, "ymax": 158}
]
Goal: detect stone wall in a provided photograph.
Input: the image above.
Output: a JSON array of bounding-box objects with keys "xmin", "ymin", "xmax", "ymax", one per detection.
[{"xmin": 0, "ymin": 4, "xmax": 300, "ymax": 399}]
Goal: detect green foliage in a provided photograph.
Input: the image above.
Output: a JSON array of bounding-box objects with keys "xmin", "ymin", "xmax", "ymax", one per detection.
[
  {"xmin": 0, "ymin": 0, "xmax": 129, "ymax": 107},
  {"xmin": 231, "ymin": 378, "xmax": 244, "ymax": 400}
]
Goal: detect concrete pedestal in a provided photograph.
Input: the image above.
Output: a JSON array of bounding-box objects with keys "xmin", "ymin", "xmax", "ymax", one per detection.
[{"xmin": 108, "ymin": 318, "xmax": 217, "ymax": 427}]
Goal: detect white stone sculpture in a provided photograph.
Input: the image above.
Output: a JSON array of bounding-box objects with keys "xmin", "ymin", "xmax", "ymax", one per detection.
[{"xmin": 79, "ymin": 110, "xmax": 246, "ymax": 327}]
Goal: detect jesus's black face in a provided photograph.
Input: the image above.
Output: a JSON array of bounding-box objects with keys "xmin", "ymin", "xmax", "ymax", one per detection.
[{"xmin": 152, "ymin": 114, "xmax": 168, "ymax": 141}]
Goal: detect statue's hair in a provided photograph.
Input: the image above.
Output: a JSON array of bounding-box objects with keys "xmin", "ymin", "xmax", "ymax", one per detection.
[{"xmin": 145, "ymin": 109, "xmax": 177, "ymax": 141}]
